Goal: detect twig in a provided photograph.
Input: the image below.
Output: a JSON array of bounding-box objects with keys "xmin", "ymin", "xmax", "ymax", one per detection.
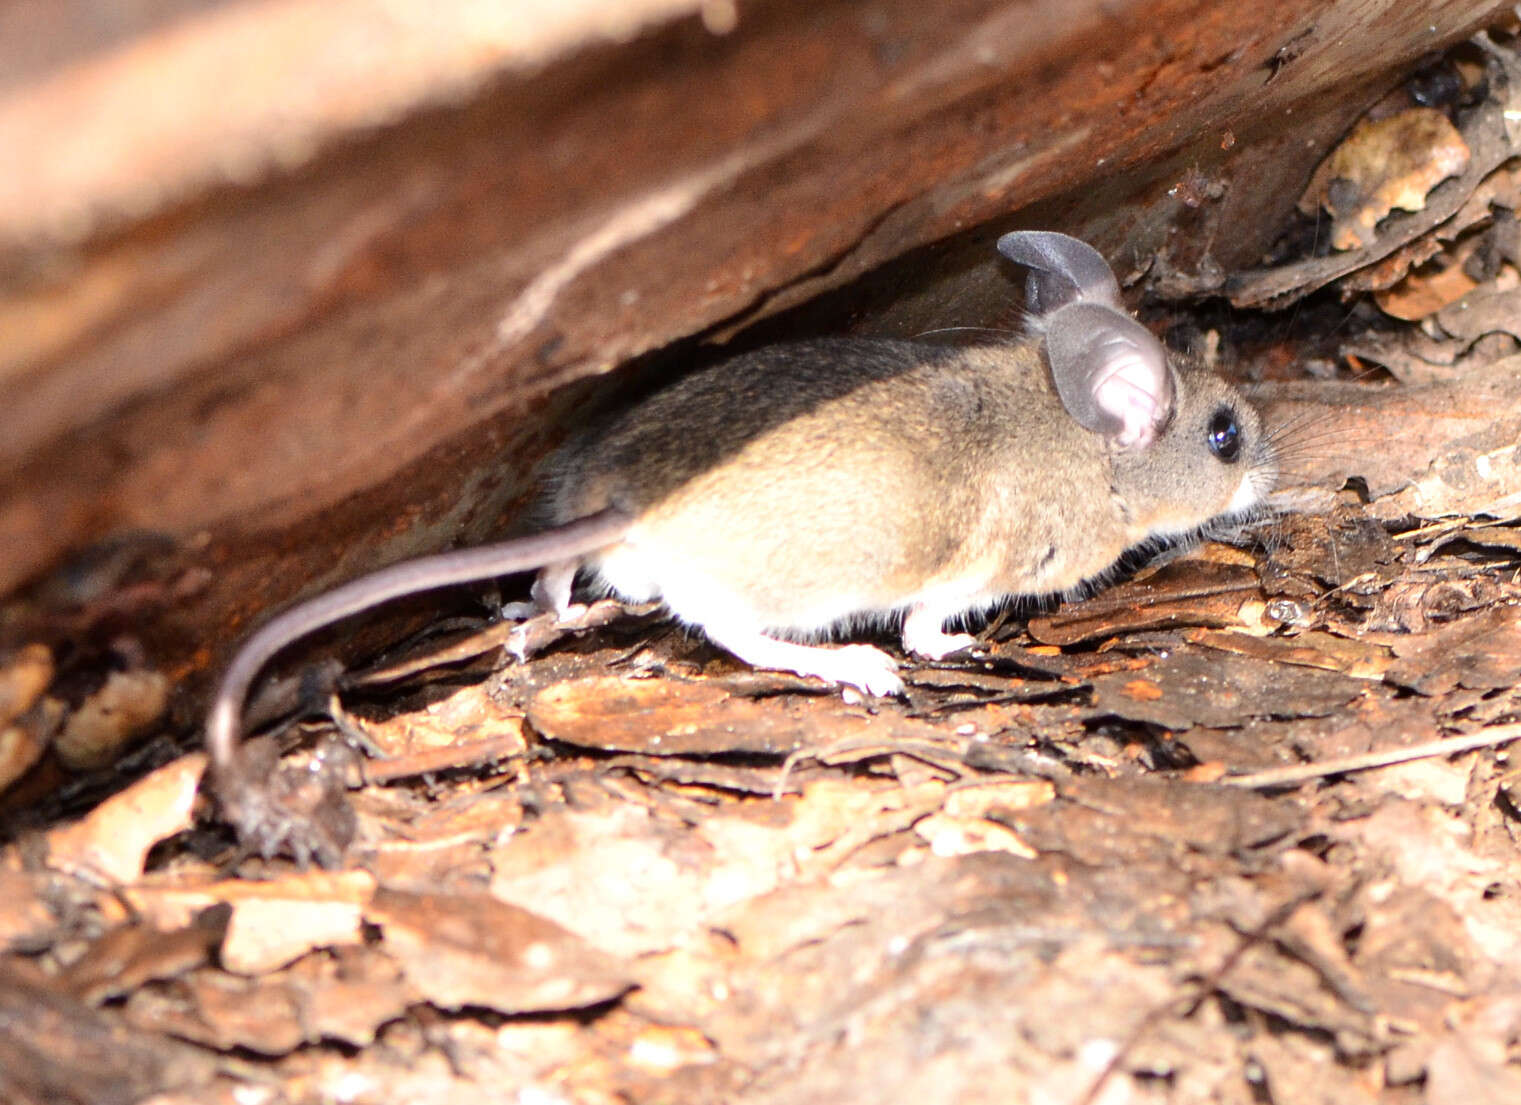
[
  {"xmin": 362, "ymin": 733, "xmax": 529, "ymax": 784},
  {"xmin": 1075, "ymin": 885, "xmax": 1320, "ymax": 1105},
  {"xmin": 1219, "ymin": 724, "xmax": 1521, "ymax": 789}
]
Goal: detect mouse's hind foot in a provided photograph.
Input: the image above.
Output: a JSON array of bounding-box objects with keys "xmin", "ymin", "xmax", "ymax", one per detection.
[
  {"xmin": 212, "ymin": 736, "xmax": 357, "ymax": 868},
  {"xmin": 702, "ymin": 624, "xmax": 904, "ymax": 697},
  {"xmin": 505, "ymin": 598, "xmax": 627, "ymax": 662}
]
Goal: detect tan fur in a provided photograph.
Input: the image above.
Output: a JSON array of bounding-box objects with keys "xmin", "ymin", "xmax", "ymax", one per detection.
[{"xmin": 544, "ymin": 337, "xmax": 1275, "ymax": 640}]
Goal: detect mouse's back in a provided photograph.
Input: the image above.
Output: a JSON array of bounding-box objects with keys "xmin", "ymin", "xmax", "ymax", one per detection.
[{"xmin": 544, "ymin": 334, "xmax": 1111, "ymax": 634}]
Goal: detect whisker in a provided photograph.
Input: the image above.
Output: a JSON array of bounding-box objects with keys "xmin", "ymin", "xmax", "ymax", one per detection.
[
  {"xmin": 1263, "ymin": 406, "xmax": 1349, "ymax": 437},
  {"xmin": 1262, "ymin": 412, "xmax": 1361, "ymax": 453},
  {"xmin": 913, "ymin": 325, "xmax": 1027, "ymax": 342},
  {"xmin": 1269, "ymin": 432, "xmax": 1359, "ymax": 458}
]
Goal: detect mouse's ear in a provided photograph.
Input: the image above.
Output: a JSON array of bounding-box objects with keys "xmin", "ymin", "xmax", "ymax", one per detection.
[
  {"xmin": 1044, "ymin": 301, "xmax": 1175, "ymax": 450},
  {"xmin": 995, "ymin": 230, "xmax": 1124, "ymax": 315}
]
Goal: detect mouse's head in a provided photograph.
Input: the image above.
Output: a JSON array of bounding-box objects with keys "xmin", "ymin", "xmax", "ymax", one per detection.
[{"xmin": 996, "ymin": 230, "xmax": 1278, "ymax": 539}]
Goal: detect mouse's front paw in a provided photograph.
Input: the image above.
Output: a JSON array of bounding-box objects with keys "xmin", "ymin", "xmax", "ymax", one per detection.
[
  {"xmin": 829, "ymin": 644, "xmax": 905, "ymax": 697},
  {"xmin": 901, "ymin": 604, "xmax": 986, "ymax": 660},
  {"xmin": 903, "ymin": 627, "xmax": 982, "ymax": 661}
]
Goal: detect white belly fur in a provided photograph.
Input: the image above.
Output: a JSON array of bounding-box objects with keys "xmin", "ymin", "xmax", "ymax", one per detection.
[{"xmin": 584, "ymin": 533, "xmax": 1006, "ymax": 644}]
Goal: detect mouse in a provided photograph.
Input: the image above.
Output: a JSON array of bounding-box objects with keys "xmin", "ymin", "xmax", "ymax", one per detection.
[{"xmin": 204, "ymin": 230, "xmax": 1280, "ymax": 858}]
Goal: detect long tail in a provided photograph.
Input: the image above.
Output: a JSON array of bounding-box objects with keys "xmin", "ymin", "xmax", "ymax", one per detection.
[{"xmin": 205, "ymin": 507, "xmax": 633, "ymax": 774}]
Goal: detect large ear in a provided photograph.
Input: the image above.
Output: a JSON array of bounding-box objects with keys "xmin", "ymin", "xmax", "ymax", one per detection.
[
  {"xmin": 996, "ymin": 230, "xmax": 1124, "ymax": 315},
  {"xmin": 1044, "ymin": 301, "xmax": 1175, "ymax": 450}
]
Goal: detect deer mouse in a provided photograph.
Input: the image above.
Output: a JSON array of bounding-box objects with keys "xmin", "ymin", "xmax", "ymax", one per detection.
[{"xmin": 205, "ymin": 231, "xmax": 1278, "ymax": 855}]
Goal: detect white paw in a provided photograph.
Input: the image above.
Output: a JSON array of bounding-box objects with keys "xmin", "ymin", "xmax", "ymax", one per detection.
[
  {"xmin": 504, "ymin": 621, "xmax": 536, "ymax": 663},
  {"xmin": 904, "ymin": 629, "xmax": 981, "ymax": 661},
  {"xmin": 824, "ymin": 645, "xmax": 905, "ymax": 697},
  {"xmin": 704, "ymin": 628, "xmax": 907, "ymax": 698}
]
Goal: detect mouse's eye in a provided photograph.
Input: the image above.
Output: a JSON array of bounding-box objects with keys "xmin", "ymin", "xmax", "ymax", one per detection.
[{"xmin": 1207, "ymin": 407, "xmax": 1241, "ymax": 463}]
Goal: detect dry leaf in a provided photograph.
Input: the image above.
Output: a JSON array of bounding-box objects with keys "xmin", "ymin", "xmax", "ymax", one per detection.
[
  {"xmin": 367, "ymin": 888, "xmax": 634, "ymax": 1013},
  {"xmin": 1386, "ymin": 605, "xmax": 1521, "ymax": 696},
  {"xmin": 0, "ymin": 644, "xmax": 53, "ymax": 724},
  {"xmin": 626, "ymin": 1024, "xmax": 718, "ymax": 1074},
  {"xmin": 941, "ymin": 780, "xmax": 1055, "ymax": 818},
  {"xmin": 914, "ymin": 812, "xmax": 1037, "ymax": 858},
  {"xmin": 1088, "ymin": 652, "xmax": 1366, "ymax": 730},
  {"xmin": 126, "ymin": 869, "xmax": 376, "ymax": 967},
  {"xmin": 0, "ymin": 862, "xmax": 61, "ymax": 953},
  {"xmin": 363, "ymin": 682, "xmax": 528, "ymax": 758},
  {"xmin": 1185, "ymin": 628, "xmax": 1393, "ymax": 679},
  {"xmin": 0, "ymin": 700, "xmax": 57, "ymax": 793},
  {"xmin": 1374, "ymin": 249, "xmax": 1480, "ymax": 320},
  {"xmin": 53, "ymin": 668, "xmax": 170, "ymax": 771},
  {"xmin": 0, "ymin": 958, "xmax": 215, "ymax": 1102},
  {"xmin": 1028, "ymin": 557, "xmax": 1262, "ymax": 646},
  {"xmin": 59, "ymin": 915, "xmax": 223, "ymax": 1005},
  {"xmin": 45, "ymin": 753, "xmax": 204, "ymax": 885},
  {"xmin": 223, "ymin": 894, "xmax": 365, "ymax": 975},
  {"xmin": 1300, "ymin": 108, "xmax": 1471, "ymax": 250}
]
